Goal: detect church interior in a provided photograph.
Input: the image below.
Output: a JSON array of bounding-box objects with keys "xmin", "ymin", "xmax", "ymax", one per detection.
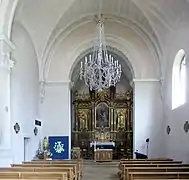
[{"xmin": 1, "ymin": 0, "xmax": 189, "ymax": 179}]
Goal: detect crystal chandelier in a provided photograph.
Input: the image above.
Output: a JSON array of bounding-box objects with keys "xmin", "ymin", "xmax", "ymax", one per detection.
[{"xmin": 80, "ymin": 14, "xmax": 122, "ymax": 91}]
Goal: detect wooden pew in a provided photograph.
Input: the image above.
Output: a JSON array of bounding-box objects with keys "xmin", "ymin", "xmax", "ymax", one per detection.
[
  {"xmin": 0, "ymin": 179, "xmax": 60, "ymax": 180},
  {"xmin": 119, "ymin": 163, "xmax": 189, "ymax": 173},
  {"xmin": 128, "ymin": 172, "xmax": 189, "ymax": 180},
  {"xmin": 23, "ymin": 160, "xmax": 82, "ymax": 179},
  {"xmin": 118, "ymin": 159, "xmax": 189, "ymax": 180},
  {"xmin": 123, "ymin": 166, "xmax": 189, "ymax": 180},
  {"xmin": 119, "ymin": 161, "xmax": 182, "ymax": 170},
  {"xmin": 26, "ymin": 160, "xmax": 83, "ymax": 169},
  {"xmin": 120, "ymin": 158, "xmax": 173, "ymax": 161},
  {"xmin": 0, "ymin": 172, "xmax": 68, "ymax": 180},
  {"xmin": 0, "ymin": 167, "xmax": 74, "ymax": 179},
  {"xmin": 9, "ymin": 165, "xmax": 76, "ymax": 180},
  {"xmin": 120, "ymin": 160, "xmax": 182, "ymax": 164}
]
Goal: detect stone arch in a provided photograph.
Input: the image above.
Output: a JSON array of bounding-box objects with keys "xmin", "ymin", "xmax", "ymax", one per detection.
[{"xmin": 0, "ymin": 0, "xmax": 19, "ymax": 38}]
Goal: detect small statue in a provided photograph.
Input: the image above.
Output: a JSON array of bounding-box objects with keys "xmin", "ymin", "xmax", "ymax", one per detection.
[
  {"xmin": 42, "ymin": 136, "xmax": 49, "ymax": 152},
  {"xmin": 79, "ymin": 111, "xmax": 87, "ymax": 130},
  {"xmin": 118, "ymin": 111, "xmax": 125, "ymax": 128}
]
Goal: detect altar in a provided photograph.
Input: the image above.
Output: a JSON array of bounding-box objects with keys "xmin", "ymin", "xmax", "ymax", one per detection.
[
  {"xmin": 71, "ymin": 89, "xmax": 133, "ymax": 160},
  {"xmin": 90, "ymin": 141, "xmax": 115, "ymax": 162}
]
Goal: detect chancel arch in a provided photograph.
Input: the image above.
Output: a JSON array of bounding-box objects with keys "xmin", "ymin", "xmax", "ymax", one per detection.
[
  {"xmin": 44, "ymin": 19, "xmax": 160, "ymax": 83},
  {"xmin": 70, "ymin": 49, "xmax": 133, "ymax": 159}
]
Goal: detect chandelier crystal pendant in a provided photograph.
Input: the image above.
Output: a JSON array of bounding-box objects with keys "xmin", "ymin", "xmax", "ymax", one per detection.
[{"xmin": 80, "ymin": 14, "xmax": 122, "ymax": 91}]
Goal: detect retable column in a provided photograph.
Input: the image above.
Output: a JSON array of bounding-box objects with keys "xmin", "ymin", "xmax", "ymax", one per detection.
[{"xmin": 0, "ymin": 34, "xmax": 15, "ymax": 165}]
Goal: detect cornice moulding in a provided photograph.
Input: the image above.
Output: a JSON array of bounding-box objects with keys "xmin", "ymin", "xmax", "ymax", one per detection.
[
  {"xmin": 133, "ymin": 78, "xmax": 160, "ymax": 82},
  {"xmin": 44, "ymin": 81, "xmax": 72, "ymax": 87}
]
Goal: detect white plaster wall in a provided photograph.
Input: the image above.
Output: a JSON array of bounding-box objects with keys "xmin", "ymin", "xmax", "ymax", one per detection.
[
  {"xmin": 10, "ymin": 22, "xmax": 40, "ymax": 163},
  {"xmin": 134, "ymin": 80, "xmax": 164, "ymax": 158},
  {"xmin": 162, "ymin": 27, "xmax": 189, "ymax": 162},
  {"xmin": 40, "ymin": 82, "xmax": 71, "ymax": 157}
]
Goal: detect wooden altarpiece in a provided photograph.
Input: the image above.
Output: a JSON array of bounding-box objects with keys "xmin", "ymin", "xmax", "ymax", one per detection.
[{"xmin": 71, "ymin": 87, "xmax": 133, "ymax": 159}]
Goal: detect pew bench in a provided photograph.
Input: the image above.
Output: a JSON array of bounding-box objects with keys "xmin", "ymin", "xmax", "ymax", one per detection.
[
  {"xmin": 120, "ymin": 158, "xmax": 173, "ymax": 161},
  {"xmin": 23, "ymin": 160, "xmax": 82, "ymax": 179},
  {"xmin": 0, "ymin": 179, "xmax": 60, "ymax": 180},
  {"xmin": 0, "ymin": 167, "xmax": 74, "ymax": 179},
  {"xmin": 122, "ymin": 166, "xmax": 189, "ymax": 180},
  {"xmin": 119, "ymin": 161, "xmax": 183, "ymax": 170},
  {"xmin": 9, "ymin": 166, "xmax": 76, "ymax": 180},
  {"xmin": 0, "ymin": 172, "xmax": 68, "ymax": 180},
  {"xmin": 128, "ymin": 172, "xmax": 189, "ymax": 180},
  {"xmin": 120, "ymin": 160, "xmax": 182, "ymax": 165}
]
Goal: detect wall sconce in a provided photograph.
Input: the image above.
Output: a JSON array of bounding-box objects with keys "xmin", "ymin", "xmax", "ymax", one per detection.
[
  {"xmin": 184, "ymin": 121, "xmax": 189, "ymax": 133},
  {"xmin": 166, "ymin": 125, "xmax": 171, "ymax": 135},
  {"xmin": 14, "ymin": 123, "xmax": 20, "ymax": 134},
  {"xmin": 34, "ymin": 127, "xmax": 38, "ymax": 136}
]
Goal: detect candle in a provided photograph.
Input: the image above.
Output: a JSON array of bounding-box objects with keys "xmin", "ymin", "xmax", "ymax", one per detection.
[{"xmin": 85, "ymin": 57, "xmax": 87, "ymax": 64}]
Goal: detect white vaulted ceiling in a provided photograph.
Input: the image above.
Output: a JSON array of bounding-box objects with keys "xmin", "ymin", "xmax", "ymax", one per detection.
[{"xmin": 12, "ymin": 0, "xmax": 189, "ymax": 81}]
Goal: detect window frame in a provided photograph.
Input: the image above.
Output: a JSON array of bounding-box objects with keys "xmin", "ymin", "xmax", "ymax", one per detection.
[{"xmin": 172, "ymin": 49, "xmax": 187, "ymax": 110}]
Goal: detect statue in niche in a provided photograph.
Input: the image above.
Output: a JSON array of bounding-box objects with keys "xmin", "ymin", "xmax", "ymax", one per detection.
[
  {"xmin": 117, "ymin": 110, "xmax": 125, "ymax": 129},
  {"xmin": 96, "ymin": 102, "xmax": 109, "ymax": 128},
  {"xmin": 78, "ymin": 110, "xmax": 88, "ymax": 130}
]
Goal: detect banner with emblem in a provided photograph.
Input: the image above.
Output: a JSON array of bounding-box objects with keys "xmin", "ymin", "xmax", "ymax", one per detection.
[{"xmin": 49, "ymin": 136, "xmax": 69, "ymax": 159}]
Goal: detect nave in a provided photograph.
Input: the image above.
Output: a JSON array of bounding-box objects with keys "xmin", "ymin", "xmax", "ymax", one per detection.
[{"xmin": 0, "ymin": 157, "xmax": 189, "ymax": 180}]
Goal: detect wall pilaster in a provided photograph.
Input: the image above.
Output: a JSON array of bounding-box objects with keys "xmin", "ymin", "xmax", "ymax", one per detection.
[{"xmin": 0, "ymin": 34, "xmax": 15, "ymax": 165}]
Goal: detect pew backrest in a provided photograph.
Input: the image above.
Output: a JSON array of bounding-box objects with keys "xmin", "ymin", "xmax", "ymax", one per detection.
[{"xmin": 128, "ymin": 172, "xmax": 189, "ymax": 180}]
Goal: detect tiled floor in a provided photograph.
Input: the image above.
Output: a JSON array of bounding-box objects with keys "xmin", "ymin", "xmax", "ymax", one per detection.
[{"xmin": 82, "ymin": 161, "xmax": 119, "ymax": 180}]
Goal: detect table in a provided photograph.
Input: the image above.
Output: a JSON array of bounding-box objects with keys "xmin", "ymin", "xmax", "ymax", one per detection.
[{"xmin": 94, "ymin": 149, "xmax": 113, "ymax": 162}]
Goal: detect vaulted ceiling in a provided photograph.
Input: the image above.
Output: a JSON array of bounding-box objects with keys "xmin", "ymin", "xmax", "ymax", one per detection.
[{"xmin": 12, "ymin": 0, "xmax": 189, "ymax": 81}]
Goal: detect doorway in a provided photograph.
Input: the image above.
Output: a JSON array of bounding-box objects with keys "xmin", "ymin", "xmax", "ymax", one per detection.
[{"xmin": 24, "ymin": 137, "xmax": 31, "ymax": 161}]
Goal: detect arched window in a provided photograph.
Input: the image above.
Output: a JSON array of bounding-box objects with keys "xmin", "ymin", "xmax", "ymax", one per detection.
[{"xmin": 172, "ymin": 49, "xmax": 187, "ymax": 110}]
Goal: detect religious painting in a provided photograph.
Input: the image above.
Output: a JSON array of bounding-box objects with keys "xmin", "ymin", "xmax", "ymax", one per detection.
[{"xmin": 95, "ymin": 102, "xmax": 109, "ymax": 128}]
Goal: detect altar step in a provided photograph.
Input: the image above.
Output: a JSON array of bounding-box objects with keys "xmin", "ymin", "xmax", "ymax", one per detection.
[{"xmin": 82, "ymin": 160, "xmax": 119, "ymax": 180}]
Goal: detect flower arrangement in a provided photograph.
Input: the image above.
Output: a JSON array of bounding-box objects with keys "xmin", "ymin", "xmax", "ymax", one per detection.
[{"xmin": 35, "ymin": 137, "xmax": 52, "ymax": 159}]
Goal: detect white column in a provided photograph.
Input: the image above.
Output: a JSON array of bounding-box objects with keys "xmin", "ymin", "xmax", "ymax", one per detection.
[
  {"xmin": 0, "ymin": 34, "xmax": 15, "ymax": 166},
  {"xmin": 133, "ymin": 79, "xmax": 164, "ymax": 158}
]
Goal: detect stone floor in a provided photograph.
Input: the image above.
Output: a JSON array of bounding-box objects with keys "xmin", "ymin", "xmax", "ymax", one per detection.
[{"xmin": 82, "ymin": 160, "xmax": 119, "ymax": 180}]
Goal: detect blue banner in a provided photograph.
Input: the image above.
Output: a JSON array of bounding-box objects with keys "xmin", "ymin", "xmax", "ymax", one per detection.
[{"xmin": 49, "ymin": 136, "xmax": 69, "ymax": 159}]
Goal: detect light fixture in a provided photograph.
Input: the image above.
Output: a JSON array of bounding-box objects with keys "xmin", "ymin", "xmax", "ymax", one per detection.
[
  {"xmin": 34, "ymin": 127, "xmax": 38, "ymax": 136},
  {"xmin": 14, "ymin": 122, "xmax": 20, "ymax": 134},
  {"xmin": 80, "ymin": 14, "xmax": 122, "ymax": 91}
]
